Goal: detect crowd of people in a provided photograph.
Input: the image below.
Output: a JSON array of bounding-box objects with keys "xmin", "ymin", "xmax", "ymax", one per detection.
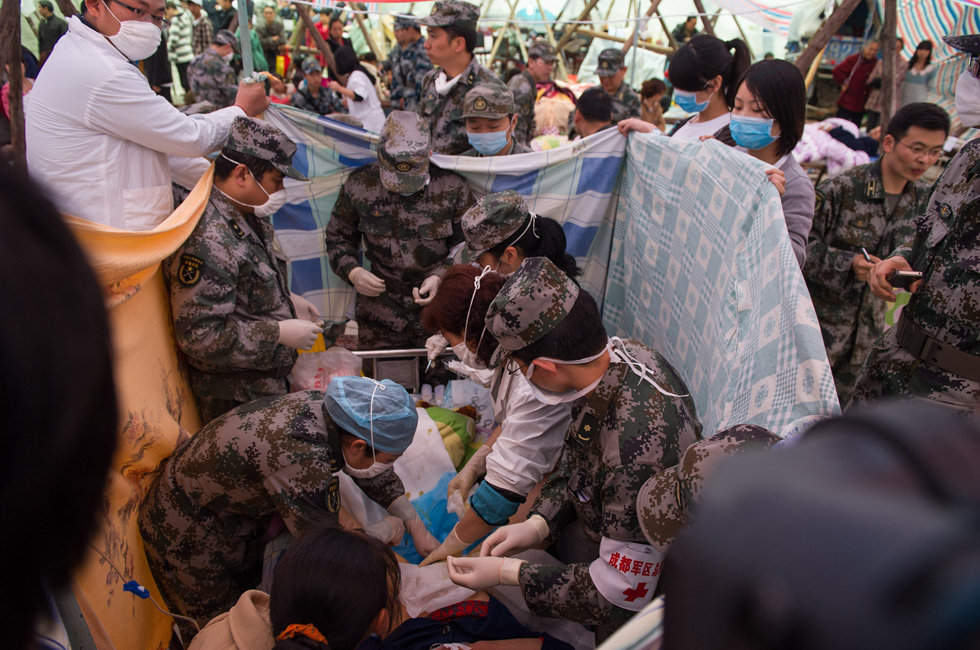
[{"xmin": 6, "ymin": 0, "xmax": 980, "ymax": 647}]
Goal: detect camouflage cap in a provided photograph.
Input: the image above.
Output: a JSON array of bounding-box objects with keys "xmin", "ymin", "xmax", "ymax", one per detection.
[
  {"xmin": 420, "ymin": 0, "xmax": 479, "ymax": 32},
  {"xmin": 301, "ymin": 57, "xmax": 322, "ymax": 75},
  {"xmin": 214, "ymin": 29, "xmax": 240, "ymax": 51},
  {"xmin": 485, "ymin": 256, "xmax": 579, "ymax": 368},
  {"xmin": 393, "ymin": 13, "xmax": 419, "ymax": 30},
  {"xmin": 222, "ymin": 116, "xmax": 308, "ymax": 181},
  {"xmin": 527, "ymin": 40, "xmax": 558, "ymax": 62},
  {"xmin": 377, "ymin": 110, "xmax": 431, "ymax": 195},
  {"xmin": 596, "ymin": 48, "xmax": 625, "ymax": 76},
  {"xmin": 943, "ymin": 34, "xmax": 980, "ymax": 55},
  {"xmin": 463, "ymin": 85, "xmax": 516, "ymax": 119},
  {"xmin": 637, "ymin": 424, "xmax": 780, "ymax": 552},
  {"xmin": 454, "ymin": 190, "xmax": 529, "ymax": 264}
]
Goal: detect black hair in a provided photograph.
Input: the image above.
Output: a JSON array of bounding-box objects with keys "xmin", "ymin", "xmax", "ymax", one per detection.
[
  {"xmin": 334, "ymin": 46, "xmax": 376, "ymax": 85},
  {"xmin": 0, "ymin": 165, "xmax": 118, "ymax": 650},
  {"xmin": 421, "ymin": 265, "xmax": 505, "ymax": 366},
  {"xmin": 270, "ymin": 526, "xmax": 401, "ymax": 650},
  {"xmin": 214, "ymin": 149, "xmax": 277, "ymax": 181},
  {"xmin": 444, "ymin": 24, "xmax": 478, "ymax": 54},
  {"xmin": 908, "ymin": 39, "xmax": 933, "ymax": 69},
  {"xmin": 487, "ymin": 215, "xmax": 580, "ymax": 280},
  {"xmin": 885, "ymin": 102, "xmax": 950, "ymax": 141},
  {"xmin": 360, "ymin": 51, "xmax": 377, "ymax": 63},
  {"xmin": 737, "ymin": 59, "xmax": 806, "ymax": 157},
  {"xmin": 641, "ymin": 78, "xmax": 667, "ymax": 98},
  {"xmin": 329, "ymin": 16, "xmax": 343, "ymax": 28},
  {"xmin": 511, "ymin": 289, "xmax": 608, "ymax": 363},
  {"xmin": 668, "ymin": 34, "xmax": 751, "ymax": 108},
  {"xmin": 38, "ymin": 0, "xmax": 54, "ymax": 9},
  {"xmin": 576, "ymin": 86, "xmax": 612, "ymax": 123}
]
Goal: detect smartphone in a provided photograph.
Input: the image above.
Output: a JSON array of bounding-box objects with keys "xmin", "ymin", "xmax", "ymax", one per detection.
[{"xmin": 886, "ymin": 270, "xmax": 924, "ymax": 289}]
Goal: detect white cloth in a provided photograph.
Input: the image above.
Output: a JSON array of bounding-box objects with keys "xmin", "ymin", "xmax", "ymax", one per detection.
[
  {"xmin": 346, "ymin": 70, "xmax": 385, "ymax": 134},
  {"xmin": 671, "ymin": 112, "xmax": 731, "ymax": 141},
  {"xmin": 26, "ymin": 16, "xmax": 244, "ymax": 230},
  {"xmin": 483, "ymin": 367, "xmax": 572, "ymax": 496}
]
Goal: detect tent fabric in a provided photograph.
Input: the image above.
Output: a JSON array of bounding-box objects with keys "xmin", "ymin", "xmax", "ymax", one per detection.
[{"xmin": 603, "ymin": 133, "xmax": 840, "ymax": 437}]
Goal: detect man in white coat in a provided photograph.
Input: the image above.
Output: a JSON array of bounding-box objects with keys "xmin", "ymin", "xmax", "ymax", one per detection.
[{"xmin": 26, "ymin": 0, "xmax": 268, "ymax": 231}]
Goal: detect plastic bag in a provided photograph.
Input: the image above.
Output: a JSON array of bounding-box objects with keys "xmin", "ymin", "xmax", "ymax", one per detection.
[{"xmin": 289, "ymin": 346, "xmax": 362, "ymax": 392}]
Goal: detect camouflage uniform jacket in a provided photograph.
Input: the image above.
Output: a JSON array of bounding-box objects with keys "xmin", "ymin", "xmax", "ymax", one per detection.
[
  {"xmin": 389, "ymin": 36, "xmax": 433, "ymax": 112},
  {"xmin": 187, "ymin": 47, "xmax": 238, "ymax": 108},
  {"xmin": 507, "ymin": 69, "xmax": 537, "ymax": 145},
  {"xmin": 803, "ymin": 159, "xmax": 929, "ymax": 404},
  {"xmin": 520, "ymin": 339, "xmax": 702, "ymax": 627},
  {"xmin": 290, "ymin": 81, "xmax": 344, "ymax": 116},
  {"xmin": 138, "ymin": 390, "xmax": 406, "ymax": 622},
  {"xmin": 460, "ymin": 138, "xmax": 532, "ymax": 157},
  {"xmin": 609, "ymin": 82, "xmax": 641, "ymax": 125},
  {"xmin": 165, "ymin": 190, "xmax": 297, "ymax": 406},
  {"xmin": 418, "ymin": 57, "xmax": 505, "ymax": 155},
  {"xmin": 852, "ymin": 139, "xmax": 980, "ymax": 411},
  {"xmin": 323, "ymin": 164, "xmax": 473, "ymax": 347}
]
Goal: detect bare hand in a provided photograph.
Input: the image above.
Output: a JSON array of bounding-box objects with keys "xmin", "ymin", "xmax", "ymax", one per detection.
[
  {"xmin": 328, "ymin": 80, "xmax": 344, "ymax": 93},
  {"xmin": 234, "ymin": 80, "xmax": 270, "ymax": 116},
  {"xmin": 868, "ymin": 256, "xmax": 920, "ymax": 302},
  {"xmin": 851, "ymin": 251, "xmax": 881, "ymax": 282},
  {"xmin": 765, "ymin": 167, "xmax": 786, "ymax": 196},
  {"xmin": 617, "ymin": 117, "xmax": 657, "ymax": 136}
]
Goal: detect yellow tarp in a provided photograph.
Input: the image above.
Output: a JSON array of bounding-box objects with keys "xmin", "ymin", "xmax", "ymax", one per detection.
[{"xmin": 65, "ymin": 167, "xmax": 215, "ymax": 649}]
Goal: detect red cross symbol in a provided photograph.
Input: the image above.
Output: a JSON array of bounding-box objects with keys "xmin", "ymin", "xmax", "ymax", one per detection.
[{"xmin": 622, "ymin": 582, "xmax": 649, "ymax": 603}]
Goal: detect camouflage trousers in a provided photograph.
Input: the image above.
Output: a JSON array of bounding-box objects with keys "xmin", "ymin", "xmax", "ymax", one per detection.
[
  {"xmin": 849, "ymin": 323, "xmax": 980, "ymax": 413},
  {"xmin": 355, "ymin": 288, "xmax": 428, "ymax": 350}
]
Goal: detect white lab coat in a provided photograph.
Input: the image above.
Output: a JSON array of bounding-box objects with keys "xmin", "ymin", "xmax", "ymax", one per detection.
[
  {"xmin": 345, "ymin": 70, "xmax": 385, "ymax": 134},
  {"xmin": 483, "ymin": 367, "xmax": 572, "ymax": 496},
  {"xmin": 26, "ymin": 16, "xmax": 244, "ymax": 231}
]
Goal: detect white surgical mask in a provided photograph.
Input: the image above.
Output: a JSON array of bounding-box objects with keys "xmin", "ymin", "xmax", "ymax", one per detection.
[
  {"xmin": 219, "ymin": 153, "xmax": 288, "ymax": 217},
  {"xmin": 515, "ymin": 342, "xmax": 612, "ymax": 405},
  {"xmin": 342, "ymin": 452, "xmax": 393, "ymax": 479},
  {"xmin": 955, "ymin": 71, "xmax": 980, "ymax": 128},
  {"xmin": 222, "ymin": 51, "xmax": 234, "ymax": 63},
  {"xmin": 452, "ymin": 341, "xmax": 486, "ymax": 370},
  {"xmin": 103, "ymin": 0, "xmax": 162, "ymax": 61}
]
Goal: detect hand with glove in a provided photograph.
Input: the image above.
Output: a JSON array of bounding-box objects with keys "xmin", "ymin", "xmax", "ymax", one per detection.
[
  {"xmin": 447, "ymin": 446, "xmax": 491, "ymax": 516},
  {"xmin": 418, "ymin": 526, "xmax": 470, "ymax": 566},
  {"xmin": 480, "ymin": 514, "xmax": 550, "ymax": 558},
  {"xmin": 277, "ymin": 319, "xmax": 323, "ymax": 350},
  {"xmin": 412, "ymin": 275, "xmax": 441, "ymax": 305},
  {"xmin": 290, "ymin": 292, "xmax": 321, "ymax": 322},
  {"xmin": 349, "ymin": 267, "xmax": 386, "ymax": 297},
  {"xmin": 425, "ymin": 332, "xmax": 449, "ymax": 362},
  {"xmin": 362, "ymin": 515, "xmax": 405, "ymax": 545},
  {"xmin": 447, "ymin": 555, "xmax": 525, "ymax": 590},
  {"xmin": 388, "ymin": 495, "xmax": 440, "ymax": 557}
]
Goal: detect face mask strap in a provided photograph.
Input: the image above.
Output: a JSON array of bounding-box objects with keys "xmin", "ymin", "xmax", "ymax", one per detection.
[
  {"xmin": 463, "ymin": 265, "xmax": 493, "ymax": 347},
  {"xmin": 220, "ymin": 153, "xmax": 272, "ymax": 201},
  {"xmin": 607, "ymin": 336, "xmax": 689, "ymax": 398},
  {"xmin": 368, "ymin": 379, "xmax": 386, "ymax": 464}
]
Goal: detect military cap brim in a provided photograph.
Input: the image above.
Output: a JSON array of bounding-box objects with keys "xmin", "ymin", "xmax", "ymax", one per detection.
[{"xmin": 943, "ymin": 34, "xmax": 980, "ymax": 55}]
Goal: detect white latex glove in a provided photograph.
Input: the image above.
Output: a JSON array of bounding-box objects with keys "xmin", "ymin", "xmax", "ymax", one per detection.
[
  {"xmin": 412, "ymin": 275, "xmax": 441, "ymax": 305},
  {"xmin": 480, "ymin": 514, "xmax": 550, "ymax": 558},
  {"xmin": 388, "ymin": 496, "xmax": 440, "ymax": 557},
  {"xmin": 363, "ymin": 515, "xmax": 405, "ymax": 545},
  {"xmin": 349, "ymin": 267, "xmax": 386, "ymax": 297},
  {"xmin": 418, "ymin": 527, "xmax": 470, "ymax": 567},
  {"xmin": 277, "ymin": 319, "xmax": 323, "ymax": 350},
  {"xmin": 447, "ymin": 555, "xmax": 525, "ymax": 590},
  {"xmin": 290, "ymin": 292, "xmax": 321, "ymax": 322},
  {"xmin": 447, "ymin": 446, "xmax": 491, "ymax": 513},
  {"xmin": 425, "ymin": 332, "xmax": 449, "ymax": 361}
]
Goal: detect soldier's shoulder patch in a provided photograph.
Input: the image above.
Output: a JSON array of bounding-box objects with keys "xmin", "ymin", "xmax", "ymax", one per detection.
[
  {"xmin": 937, "ymin": 202, "xmax": 954, "ymax": 220},
  {"xmin": 326, "ymin": 477, "xmax": 340, "ymax": 513},
  {"xmin": 814, "ymin": 189, "xmax": 826, "ymax": 213},
  {"xmin": 575, "ymin": 411, "xmax": 600, "ymax": 444},
  {"xmin": 177, "ymin": 254, "xmax": 204, "ymax": 287},
  {"xmin": 466, "ymin": 71, "xmax": 476, "ymax": 85}
]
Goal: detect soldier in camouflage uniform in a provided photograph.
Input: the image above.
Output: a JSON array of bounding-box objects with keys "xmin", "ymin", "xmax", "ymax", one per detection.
[
  {"xmin": 138, "ymin": 377, "xmax": 439, "ymax": 627},
  {"xmin": 852, "ymin": 36, "xmax": 980, "ymax": 413},
  {"xmin": 593, "ymin": 48, "xmax": 641, "ymax": 125},
  {"xmin": 803, "ymin": 103, "xmax": 950, "ymax": 405},
  {"xmin": 508, "ymin": 40, "xmax": 558, "ymax": 145},
  {"xmin": 290, "ymin": 57, "xmax": 345, "ymax": 115},
  {"xmin": 187, "ymin": 28, "xmax": 240, "ymax": 108},
  {"xmin": 166, "ymin": 117, "xmax": 321, "ymax": 424},
  {"xmin": 323, "ymin": 111, "xmax": 474, "ymax": 349},
  {"xmin": 388, "ymin": 14, "xmax": 433, "ymax": 112},
  {"xmin": 461, "ymin": 85, "xmax": 532, "ymax": 156},
  {"xmin": 418, "ymin": 0, "xmax": 505, "ymax": 155},
  {"xmin": 446, "ymin": 257, "xmax": 701, "ymax": 640}
]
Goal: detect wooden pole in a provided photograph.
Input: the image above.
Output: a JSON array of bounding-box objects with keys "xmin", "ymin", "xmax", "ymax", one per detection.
[
  {"xmin": 692, "ymin": 0, "xmax": 714, "ymax": 36},
  {"xmin": 0, "ymin": 0, "xmax": 25, "ymax": 168},
  {"xmin": 488, "ymin": 0, "xmax": 520, "ymax": 64},
  {"xmin": 656, "ymin": 9, "xmax": 677, "ymax": 50},
  {"xmin": 622, "ymin": 0, "xmax": 664, "ymax": 55},
  {"xmin": 509, "ymin": 0, "xmax": 528, "ymax": 61},
  {"xmin": 575, "ymin": 28, "xmax": 673, "ymax": 56},
  {"xmin": 351, "ymin": 3, "xmax": 380, "ymax": 61},
  {"xmin": 803, "ymin": 45, "xmax": 826, "ymax": 90},
  {"xmin": 55, "ymin": 0, "xmax": 78, "ymax": 17},
  {"xmin": 296, "ymin": 3, "xmax": 337, "ymax": 77},
  {"xmin": 732, "ymin": 14, "xmax": 754, "ymax": 60},
  {"xmin": 795, "ymin": 0, "xmax": 865, "ymax": 73},
  {"xmin": 555, "ymin": 0, "xmax": 602, "ymax": 52},
  {"xmin": 536, "ymin": 0, "xmax": 569, "ymax": 80},
  {"xmin": 709, "ymin": 7, "xmax": 722, "ymax": 30},
  {"xmin": 881, "ymin": 0, "xmax": 897, "ymax": 131}
]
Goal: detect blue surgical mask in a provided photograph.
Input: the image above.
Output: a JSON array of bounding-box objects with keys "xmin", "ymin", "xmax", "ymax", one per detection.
[
  {"xmin": 729, "ymin": 114, "xmax": 778, "ymax": 150},
  {"xmin": 674, "ymin": 89, "xmax": 709, "ymax": 114},
  {"xmin": 467, "ymin": 130, "xmax": 509, "ymax": 156}
]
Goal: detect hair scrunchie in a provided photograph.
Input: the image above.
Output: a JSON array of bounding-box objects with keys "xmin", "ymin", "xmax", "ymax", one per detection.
[{"xmin": 277, "ymin": 623, "xmax": 329, "ymax": 644}]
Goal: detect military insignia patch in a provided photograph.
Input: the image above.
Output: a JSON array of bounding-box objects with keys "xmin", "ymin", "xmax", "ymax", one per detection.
[
  {"xmin": 600, "ymin": 60, "xmax": 611, "ymax": 69},
  {"xmin": 576, "ymin": 412, "xmax": 600, "ymax": 444},
  {"xmin": 177, "ymin": 254, "xmax": 203, "ymax": 287},
  {"xmin": 937, "ymin": 202, "xmax": 953, "ymax": 219},
  {"xmin": 466, "ymin": 71, "xmax": 475, "ymax": 84},
  {"xmin": 326, "ymin": 477, "xmax": 341, "ymax": 513},
  {"xmin": 396, "ymin": 162, "xmax": 412, "ymax": 172},
  {"xmin": 231, "ymin": 222, "xmax": 246, "ymax": 238},
  {"xmin": 814, "ymin": 190, "xmax": 824, "ymax": 213},
  {"xmin": 474, "ymin": 97, "xmax": 488, "ymax": 111}
]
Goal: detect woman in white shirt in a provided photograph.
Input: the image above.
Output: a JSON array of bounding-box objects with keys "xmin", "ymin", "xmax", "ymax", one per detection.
[{"xmin": 329, "ymin": 46, "xmax": 385, "ymax": 134}]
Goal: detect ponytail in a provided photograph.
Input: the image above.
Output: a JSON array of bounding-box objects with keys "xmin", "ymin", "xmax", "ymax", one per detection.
[
  {"xmin": 723, "ymin": 39, "xmax": 751, "ymax": 108},
  {"xmin": 669, "ymin": 34, "xmax": 751, "ymax": 108},
  {"xmin": 487, "ymin": 216, "xmax": 581, "ymax": 281}
]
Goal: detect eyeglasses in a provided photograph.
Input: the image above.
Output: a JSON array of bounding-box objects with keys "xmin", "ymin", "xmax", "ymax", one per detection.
[
  {"xmin": 109, "ymin": 0, "xmax": 171, "ymax": 28},
  {"xmin": 897, "ymin": 140, "xmax": 943, "ymax": 160}
]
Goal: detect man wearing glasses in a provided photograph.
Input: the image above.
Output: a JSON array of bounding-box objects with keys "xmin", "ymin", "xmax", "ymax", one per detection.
[
  {"xmin": 26, "ymin": 0, "xmax": 268, "ymax": 231},
  {"xmin": 803, "ymin": 102, "xmax": 950, "ymax": 406},
  {"xmin": 853, "ymin": 34, "xmax": 980, "ymax": 413}
]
